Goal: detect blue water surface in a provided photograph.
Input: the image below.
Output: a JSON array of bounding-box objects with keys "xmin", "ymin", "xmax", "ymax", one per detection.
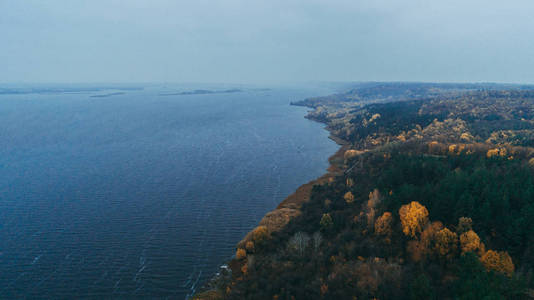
[{"xmin": 0, "ymin": 84, "xmax": 339, "ymax": 298}]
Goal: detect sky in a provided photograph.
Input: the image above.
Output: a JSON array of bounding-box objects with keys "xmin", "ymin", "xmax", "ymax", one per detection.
[{"xmin": 1, "ymin": 0, "xmax": 534, "ymax": 84}]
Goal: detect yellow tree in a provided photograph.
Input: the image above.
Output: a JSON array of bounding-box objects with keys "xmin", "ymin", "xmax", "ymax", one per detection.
[
  {"xmin": 459, "ymin": 230, "xmax": 484, "ymax": 255},
  {"xmin": 480, "ymin": 250, "xmax": 515, "ymax": 276},
  {"xmin": 434, "ymin": 228, "xmax": 458, "ymax": 258},
  {"xmin": 320, "ymin": 213, "xmax": 333, "ymax": 231},
  {"xmin": 236, "ymin": 248, "xmax": 246, "ymax": 260},
  {"xmin": 245, "ymin": 241, "xmax": 255, "ymax": 253},
  {"xmin": 252, "ymin": 226, "xmax": 270, "ymax": 244},
  {"xmin": 399, "ymin": 201, "xmax": 429, "ymax": 238},
  {"xmin": 486, "ymin": 148, "xmax": 500, "ymax": 158},
  {"xmin": 344, "ymin": 191, "xmax": 355, "ymax": 204}
]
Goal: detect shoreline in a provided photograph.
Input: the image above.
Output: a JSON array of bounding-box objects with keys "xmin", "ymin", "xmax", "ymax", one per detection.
[
  {"xmin": 195, "ymin": 106, "xmax": 347, "ymax": 297},
  {"xmin": 236, "ymin": 135, "xmax": 347, "ymax": 249},
  {"xmin": 193, "ymin": 83, "xmax": 534, "ymax": 299},
  {"xmin": 234, "ymin": 106, "xmax": 349, "ymax": 247}
]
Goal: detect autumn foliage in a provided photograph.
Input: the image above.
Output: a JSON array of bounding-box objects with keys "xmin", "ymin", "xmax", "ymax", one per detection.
[
  {"xmin": 399, "ymin": 201, "xmax": 429, "ymax": 238},
  {"xmin": 236, "ymin": 248, "xmax": 246, "ymax": 260},
  {"xmin": 486, "ymin": 147, "xmax": 508, "ymax": 158},
  {"xmin": 421, "ymin": 221, "xmax": 443, "ymax": 247},
  {"xmin": 344, "ymin": 149, "xmax": 359, "ymax": 160},
  {"xmin": 252, "ymin": 226, "xmax": 270, "ymax": 243},
  {"xmin": 366, "ymin": 189, "xmax": 381, "ymax": 226},
  {"xmin": 343, "ymin": 191, "xmax": 355, "ymax": 204},
  {"xmin": 374, "ymin": 212, "xmax": 393, "ymax": 237},
  {"xmin": 459, "ymin": 230, "xmax": 484, "ymax": 255},
  {"xmin": 245, "ymin": 241, "xmax": 255, "ymax": 253},
  {"xmin": 320, "ymin": 213, "xmax": 333, "ymax": 231},
  {"xmin": 406, "ymin": 221, "xmax": 443, "ymax": 262},
  {"xmin": 480, "ymin": 250, "xmax": 515, "ymax": 276},
  {"xmin": 433, "ymin": 227, "xmax": 458, "ymax": 258},
  {"xmin": 214, "ymin": 86, "xmax": 534, "ymax": 299}
]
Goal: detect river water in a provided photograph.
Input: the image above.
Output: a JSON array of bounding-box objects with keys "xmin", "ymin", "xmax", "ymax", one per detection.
[{"xmin": 0, "ymin": 84, "xmax": 339, "ymax": 298}]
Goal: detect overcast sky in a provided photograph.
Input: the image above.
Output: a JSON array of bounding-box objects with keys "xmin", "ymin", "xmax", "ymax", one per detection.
[{"xmin": 1, "ymin": 0, "xmax": 534, "ymax": 84}]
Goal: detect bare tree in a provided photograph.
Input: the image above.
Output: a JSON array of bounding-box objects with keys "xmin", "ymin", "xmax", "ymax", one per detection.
[
  {"xmin": 312, "ymin": 232, "xmax": 323, "ymax": 252},
  {"xmin": 288, "ymin": 232, "xmax": 310, "ymax": 256}
]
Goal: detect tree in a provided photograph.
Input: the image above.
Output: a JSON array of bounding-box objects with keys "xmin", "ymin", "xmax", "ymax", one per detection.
[
  {"xmin": 344, "ymin": 191, "xmax": 355, "ymax": 204},
  {"xmin": 366, "ymin": 189, "xmax": 381, "ymax": 226},
  {"xmin": 288, "ymin": 232, "xmax": 310, "ymax": 256},
  {"xmin": 453, "ymin": 253, "xmax": 510, "ymax": 299},
  {"xmin": 374, "ymin": 212, "xmax": 393, "ymax": 237},
  {"xmin": 320, "ymin": 213, "xmax": 333, "ymax": 231},
  {"xmin": 245, "ymin": 241, "xmax": 255, "ymax": 253},
  {"xmin": 434, "ymin": 227, "xmax": 458, "ymax": 258},
  {"xmin": 407, "ymin": 221, "xmax": 443, "ymax": 262},
  {"xmin": 312, "ymin": 232, "xmax": 323, "ymax": 252},
  {"xmin": 459, "ymin": 230, "xmax": 484, "ymax": 255},
  {"xmin": 480, "ymin": 250, "xmax": 515, "ymax": 276},
  {"xmin": 420, "ymin": 221, "xmax": 443, "ymax": 248},
  {"xmin": 252, "ymin": 226, "xmax": 270, "ymax": 245},
  {"xmin": 236, "ymin": 248, "xmax": 246, "ymax": 260},
  {"xmin": 399, "ymin": 201, "xmax": 429, "ymax": 238},
  {"xmin": 487, "ymin": 148, "xmax": 507, "ymax": 158},
  {"xmin": 368, "ymin": 189, "xmax": 381, "ymax": 208},
  {"xmin": 456, "ymin": 217, "xmax": 473, "ymax": 234}
]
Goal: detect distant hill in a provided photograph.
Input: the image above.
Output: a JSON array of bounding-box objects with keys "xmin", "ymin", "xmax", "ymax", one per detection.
[{"xmin": 292, "ymin": 82, "xmax": 534, "ymax": 108}]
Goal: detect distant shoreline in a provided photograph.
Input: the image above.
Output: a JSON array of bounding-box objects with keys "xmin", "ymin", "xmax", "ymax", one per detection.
[
  {"xmin": 0, "ymin": 87, "xmax": 143, "ymax": 95},
  {"xmin": 195, "ymin": 100, "xmax": 348, "ymax": 297}
]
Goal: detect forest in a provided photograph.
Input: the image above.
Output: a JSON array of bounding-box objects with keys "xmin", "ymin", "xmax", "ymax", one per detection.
[{"xmin": 195, "ymin": 83, "xmax": 534, "ymax": 299}]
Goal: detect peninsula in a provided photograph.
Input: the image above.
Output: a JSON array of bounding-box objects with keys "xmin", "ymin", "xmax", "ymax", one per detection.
[{"xmin": 196, "ymin": 82, "xmax": 534, "ymax": 299}]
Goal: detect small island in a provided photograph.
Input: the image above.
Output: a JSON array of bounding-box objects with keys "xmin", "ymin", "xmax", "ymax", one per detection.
[
  {"xmin": 89, "ymin": 92, "xmax": 126, "ymax": 98},
  {"xmin": 159, "ymin": 89, "xmax": 242, "ymax": 96}
]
